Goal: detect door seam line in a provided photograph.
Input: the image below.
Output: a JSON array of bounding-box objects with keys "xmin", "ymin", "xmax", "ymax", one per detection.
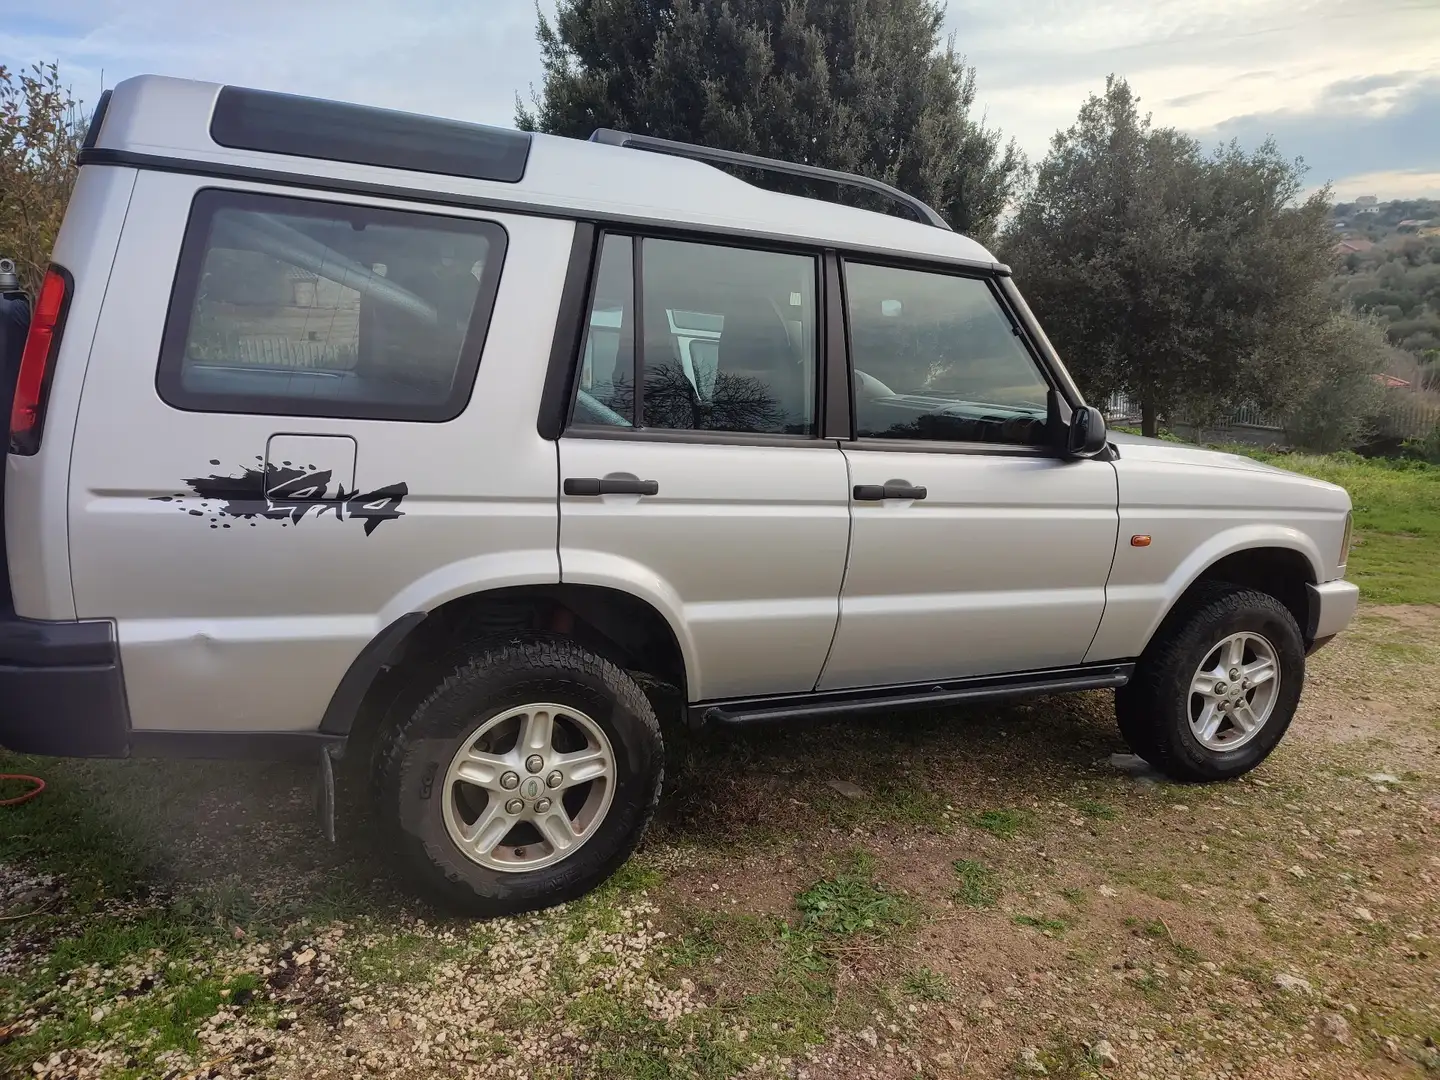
[{"xmin": 813, "ymin": 440, "xmax": 853, "ymax": 692}]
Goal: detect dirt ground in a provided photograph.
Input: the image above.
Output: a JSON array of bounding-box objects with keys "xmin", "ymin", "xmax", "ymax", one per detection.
[{"xmin": 2, "ymin": 604, "xmax": 1437, "ymax": 1079}]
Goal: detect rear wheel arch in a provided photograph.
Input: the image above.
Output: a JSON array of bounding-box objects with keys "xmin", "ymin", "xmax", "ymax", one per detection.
[{"xmin": 323, "ymin": 584, "xmax": 690, "ymax": 750}]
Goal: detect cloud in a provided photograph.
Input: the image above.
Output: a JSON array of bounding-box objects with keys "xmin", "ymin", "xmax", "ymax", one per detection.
[
  {"xmin": 1193, "ymin": 75, "xmax": 1440, "ymax": 196},
  {"xmin": 0, "ymin": 2, "xmax": 549, "ymax": 125},
  {"xmin": 4, "ymin": 0, "xmax": 1439, "ymax": 200}
]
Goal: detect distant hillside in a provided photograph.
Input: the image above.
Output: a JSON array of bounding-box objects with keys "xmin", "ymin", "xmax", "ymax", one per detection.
[
  {"xmin": 1328, "ymin": 198, "xmax": 1440, "ymax": 391},
  {"xmin": 1332, "ymin": 197, "xmax": 1440, "ymax": 241}
]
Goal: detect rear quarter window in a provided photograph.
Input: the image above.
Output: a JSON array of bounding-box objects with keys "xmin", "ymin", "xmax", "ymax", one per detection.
[{"xmin": 156, "ymin": 189, "xmax": 506, "ymax": 421}]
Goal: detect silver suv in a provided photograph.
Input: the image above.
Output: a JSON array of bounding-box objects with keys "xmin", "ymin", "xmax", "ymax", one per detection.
[{"xmin": 1, "ymin": 77, "xmax": 1359, "ymax": 915}]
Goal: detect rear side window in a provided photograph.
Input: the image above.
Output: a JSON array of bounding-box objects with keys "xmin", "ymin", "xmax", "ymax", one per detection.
[{"xmin": 157, "ymin": 190, "xmax": 506, "ymax": 421}]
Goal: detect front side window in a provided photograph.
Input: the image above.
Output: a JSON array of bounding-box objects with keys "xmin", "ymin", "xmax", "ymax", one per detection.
[
  {"xmin": 845, "ymin": 263, "xmax": 1051, "ymax": 446},
  {"xmin": 158, "ymin": 190, "xmax": 506, "ymax": 421},
  {"xmin": 570, "ymin": 235, "xmax": 818, "ymax": 437}
]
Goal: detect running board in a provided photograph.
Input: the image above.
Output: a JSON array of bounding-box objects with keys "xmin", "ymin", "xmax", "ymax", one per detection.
[{"xmin": 690, "ymin": 662, "xmax": 1134, "ymax": 729}]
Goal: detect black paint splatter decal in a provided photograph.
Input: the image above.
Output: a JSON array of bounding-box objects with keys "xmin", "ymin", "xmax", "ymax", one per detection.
[{"xmin": 154, "ymin": 461, "xmax": 408, "ymax": 535}]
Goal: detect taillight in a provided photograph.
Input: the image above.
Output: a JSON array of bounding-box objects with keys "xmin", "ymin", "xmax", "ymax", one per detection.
[{"xmin": 9, "ymin": 265, "xmax": 72, "ymax": 456}]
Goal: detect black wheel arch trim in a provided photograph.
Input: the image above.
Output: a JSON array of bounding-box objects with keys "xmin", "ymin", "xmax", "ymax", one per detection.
[{"xmin": 318, "ymin": 611, "xmax": 428, "ymax": 736}]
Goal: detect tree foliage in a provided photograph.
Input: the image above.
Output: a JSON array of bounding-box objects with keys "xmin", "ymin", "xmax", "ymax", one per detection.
[
  {"xmin": 516, "ymin": 0, "xmax": 1023, "ymax": 239},
  {"xmin": 1002, "ymin": 76, "xmax": 1336, "ymax": 436},
  {"xmin": 1, "ymin": 62, "xmax": 85, "ymax": 295}
]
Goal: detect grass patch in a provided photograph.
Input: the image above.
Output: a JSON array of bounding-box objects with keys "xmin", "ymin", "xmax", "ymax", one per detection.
[
  {"xmin": 901, "ymin": 966, "xmax": 952, "ymax": 1002},
  {"xmin": 969, "ymin": 808, "xmax": 1032, "ymax": 839},
  {"xmin": 951, "ymin": 859, "xmax": 1000, "ymax": 908},
  {"xmin": 1012, "ymin": 914, "xmax": 1068, "ymax": 934},
  {"xmin": 1074, "ymin": 798, "xmax": 1117, "ymax": 820},
  {"xmin": 795, "ymin": 874, "xmax": 910, "ymax": 937}
]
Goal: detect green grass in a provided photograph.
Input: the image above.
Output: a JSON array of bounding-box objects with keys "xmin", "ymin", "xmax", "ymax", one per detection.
[
  {"xmin": 1012, "ymin": 914, "xmax": 1068, "ymax": 934},
  {"xmin": 1074, "ymin": 799, "xmax": 1117, "ymax": 821},
  {"xmin": 795, "ymin": 873, "xmax": 911, "ymax": 936},
  {"xmin": 969, "ymin": 808, "xmax": 1032, "ymax": 839},
  {"xmin": 1220, "ymin": 449, "xmax": 1440, "ymax": 605},
  {"xmin": 951, "ymin": 859, "xmax": 1000, "ymax": 908},
  {"xmin": 901, "ymin": 966, "xmax": 952, "ymax": 1002}
]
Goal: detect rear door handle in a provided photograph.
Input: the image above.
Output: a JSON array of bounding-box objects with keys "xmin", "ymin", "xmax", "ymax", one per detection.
[
  {"xmin": 564, "ymin": 477, "xmax": 660, "ymax": 497},
  {"xmin": 854, "ymin": 481, "xmax": 927, "ymax": 501}
]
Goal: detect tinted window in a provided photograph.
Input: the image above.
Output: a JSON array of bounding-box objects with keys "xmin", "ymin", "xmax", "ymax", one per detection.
[
  {"xmin": 211, "ymin": 87, "xmax": 531, "ymax": 183},
  {"xmin": 572, "ymin": 234, "xmax": 636, "ymax": 428},
  {"xmin": 570, "ymin": 236, "xmax": 818, "ymax": 436},
  {"xmin": 158, "ymin": 190, "xmax": 505, "ymax": 421},
  {"xmin": 845, "ymin": 264, "xmax": 1050, "ymax": 445}
]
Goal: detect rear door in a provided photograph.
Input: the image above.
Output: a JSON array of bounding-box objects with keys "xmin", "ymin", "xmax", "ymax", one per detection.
[
  {"xmin": 819, "ymin": 260, "xmax": 1119, "ymax": 690},
  {"xmin": 559, "ymin": 233, "xmax": 851, "ymax": 702},
  {"xmin": 67, "ymin": 171, "xmax": 568, "ymax": 733}
]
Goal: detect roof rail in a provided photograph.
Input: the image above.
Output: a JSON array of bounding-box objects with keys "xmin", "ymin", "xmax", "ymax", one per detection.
[{"xmin": 588, "ymin": 129, "xmax": 951, "ymax": 231}]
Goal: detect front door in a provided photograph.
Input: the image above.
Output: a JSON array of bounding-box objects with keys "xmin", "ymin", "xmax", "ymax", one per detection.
[
  {"xmin": 558, "ymin": 233, "xmax": 850, "ymax": 702},
  {"xmin": 819, "ymin": 260, "xmax": 1119, "ymax": 690}
]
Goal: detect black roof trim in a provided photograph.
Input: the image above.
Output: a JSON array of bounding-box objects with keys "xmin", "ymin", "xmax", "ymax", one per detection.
[
  {"xmin": 82, "ymin": 89, "xmax": 113, "ymax": 151},
  {"xmin": 589, "ymin": 128, "xmax": 951, "ymax": 231},
  {"xmin": 210, "ymin": 86, "xmax": 531, "ymax": 184}
]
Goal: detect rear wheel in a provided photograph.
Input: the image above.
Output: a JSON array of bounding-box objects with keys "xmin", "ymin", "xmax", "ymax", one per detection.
[
  {"xmin": 377, "ymin": 634, "xmax": 663, "ymax": 915},
  {"xmin": 1116, "ymin": 584, "xmax": 1304, "ymax": 781}
]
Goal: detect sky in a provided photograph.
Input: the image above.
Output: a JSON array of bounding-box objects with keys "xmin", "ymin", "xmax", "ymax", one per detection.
[{"xmin": 4, "ymin": 0, "xmax": 1439, "ymax": 202}]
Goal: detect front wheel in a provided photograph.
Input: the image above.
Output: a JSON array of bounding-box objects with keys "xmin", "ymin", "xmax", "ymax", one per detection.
[
  {"xmin": 376, "ymin": 634, "xmax": 664, "ymax": 916},
  {"xmin": 1116, "ymin": 584, "xmax": 1305, "ymax": 781}
]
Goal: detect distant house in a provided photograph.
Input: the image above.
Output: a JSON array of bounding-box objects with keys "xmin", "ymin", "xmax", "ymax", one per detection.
[
  {"xmin": 1333, "ymin": 238, "xmax": 1375, "ymax": 255},
  {"xmin": 1421, "ymin": 225, "xmax": 1440, "ymax": 238},
  {"xmin": 1374, "ymin": 374, "xmax": 1411, "ymax": 390},
  {"xmin": 1355, "ymin": 195, "xmax": 1379, "ymax": 208},
  {"xmin": 1356, "ymin": 205, "xmax": 1381, "ymax": 214},
  {"xmin": 1397, "ymin": 219, "xmax": 1425, "ymax": 232}
]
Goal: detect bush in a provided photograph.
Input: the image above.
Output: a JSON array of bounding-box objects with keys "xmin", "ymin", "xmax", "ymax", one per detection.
[
  {"xmin": 1403, "ymin": 422, "xmax": 1440, "ymax": 464},
  {"xmin": 1283, "ymin": 314, "xmax": 1390, "ymax": 453}
]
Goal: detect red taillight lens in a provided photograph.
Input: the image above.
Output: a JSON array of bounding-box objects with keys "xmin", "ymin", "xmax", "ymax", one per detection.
[{"xmin": 9, "ymin": 266, "xmax": 72, "ymax": 456}]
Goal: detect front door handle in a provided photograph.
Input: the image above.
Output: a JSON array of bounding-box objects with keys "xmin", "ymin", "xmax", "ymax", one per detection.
[
  {"xmin": 854, "ymin": 481, "xmax": 927, "ymax": 501},
  {"xmin": 564, "ymin": 477, "xmax": 660, "ymax": 497}
]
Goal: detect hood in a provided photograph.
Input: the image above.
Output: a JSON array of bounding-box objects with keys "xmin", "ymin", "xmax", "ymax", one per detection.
[{"xmin": 1107, "ymin": 432, "xmax": 1296, "ymax": 477}]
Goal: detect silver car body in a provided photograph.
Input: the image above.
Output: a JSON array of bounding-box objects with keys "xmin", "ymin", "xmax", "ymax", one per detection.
[{"xmin": 3, "ymin": 75, "xmax": 1359, "ymax": 745}]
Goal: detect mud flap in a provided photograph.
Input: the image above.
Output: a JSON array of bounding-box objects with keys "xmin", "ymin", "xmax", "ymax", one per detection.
[{"xmin": 315, "ymin": 742, "xmax": 338, "ymax": 842}]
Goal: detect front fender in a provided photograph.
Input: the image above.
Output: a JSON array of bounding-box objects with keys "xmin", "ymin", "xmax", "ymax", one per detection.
[{"xmin": 1086, "ymin": 525, "xmax": 1326, "ymax": 662}]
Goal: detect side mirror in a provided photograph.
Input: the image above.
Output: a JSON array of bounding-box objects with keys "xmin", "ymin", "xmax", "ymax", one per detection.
[{"xmin": 1067, "ymin": 404, "xmax": 1109, "ymax": 458}]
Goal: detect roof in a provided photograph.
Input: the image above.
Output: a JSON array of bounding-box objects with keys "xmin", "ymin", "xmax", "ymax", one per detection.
[
  {"xmin": 1333, "ymin": 238, "xmax": 1374, "ymax": 254},
  {"xmin": 89, "ymin": 76, "xmax": 999, "ymax": 269}
]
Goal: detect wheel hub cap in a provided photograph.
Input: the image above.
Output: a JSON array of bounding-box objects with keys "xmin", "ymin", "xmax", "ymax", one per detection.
[
  {"xmin": 1188, "ymin": 631, "xmax": 1281, "ymax": 751},
  {"xmin": 441, "ymin": 703, "xmax": 615, "ymax": 874}
]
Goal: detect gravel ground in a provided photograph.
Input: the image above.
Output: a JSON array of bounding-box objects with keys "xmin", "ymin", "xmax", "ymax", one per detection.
[{"xmin": 2, "ymin": 603, "xmax": 1437, "ymax": 1079}]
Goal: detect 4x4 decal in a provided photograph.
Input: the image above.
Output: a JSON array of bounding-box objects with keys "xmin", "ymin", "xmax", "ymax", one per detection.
[{"xmin": 153, "ymin": 460, "xmax": 408, "ymax": 535}]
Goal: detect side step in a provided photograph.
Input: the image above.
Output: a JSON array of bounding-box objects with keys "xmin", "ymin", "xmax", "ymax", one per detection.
[{"xmin": 690, "ymin": 662, "xmax": 1134, "ymax": 729}]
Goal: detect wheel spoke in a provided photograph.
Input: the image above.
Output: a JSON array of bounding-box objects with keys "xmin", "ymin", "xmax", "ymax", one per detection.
[
  {"xmin": 461, "ymin": 800, "xmax": 512, "ymax": 857},
  {"xmin": 1243, "ymin": 658, "xmax": 1276, "ymax": 686},
  {"xmin": 534, "ymin": 807, "xmax": 581, "ymax": 852},
  {"xmin": 553, "ymin": 746, "xmax": 610, "ymax": 787},
  {"xmin": 1195, "ymin": 701, "xmax": 1223, "ymax": 742},
  {"xmin": 1231, "ymin": 699, "xmax": 1259, "ymax": 734},
  {"xmin": 1225, "ymin": 635, "xmax": 1246, "ymax": 670},
  {"xmin": 518, "ymin": 709, "xmax": 555, "ymax": 755},
  {"xmin": 1192, "ymin": 672, "xmax": 1222, "ymax": 697},
  {"xmin": 453, "ymin": 751, "xmax": 510, "ymax": 791}
]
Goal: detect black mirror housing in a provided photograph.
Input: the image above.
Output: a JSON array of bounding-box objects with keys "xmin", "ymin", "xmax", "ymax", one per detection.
[{"xmin": 1067, "ymin": 404, "xmax": 1109, "ymax": 458}]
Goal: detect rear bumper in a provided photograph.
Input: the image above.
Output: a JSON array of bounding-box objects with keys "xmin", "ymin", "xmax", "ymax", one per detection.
[
  {"xmin": 0, "ymin": 611, "xmax": 343, "ymax": 760},
  {"xmin": 0, "ymin": 612, "xmax": 131, "ymax": 756},
  {"xmin": 1306, "ymin": 579, "xmax": 1360, "ymax": 654}
]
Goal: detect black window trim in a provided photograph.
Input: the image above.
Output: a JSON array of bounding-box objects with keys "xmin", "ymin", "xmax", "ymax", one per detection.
[
  {"xmin": 836, "ymin": 253, "xmax": 1069, "ymax": 456},
  {"xmin": 156, "ymin": 187, "xmax": 508, "ymax": 423},
  {"xmin": 558, "ymin": 227, "xmax": 829, "ymax": 445}
]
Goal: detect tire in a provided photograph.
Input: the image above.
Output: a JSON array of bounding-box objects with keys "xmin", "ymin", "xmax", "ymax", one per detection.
[
  {"xmin": 376, "ymin": 633, "xmax": 663, "ymax": 916},
  {"xmin": 1115, "ymin": 583, "xmax": 1305, "ymax": 782}
]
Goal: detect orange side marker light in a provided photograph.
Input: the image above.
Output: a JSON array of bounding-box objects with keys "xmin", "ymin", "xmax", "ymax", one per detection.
[{"xmin": 1131, "ymin": 535, "xmax": 1152, "ymax": 547}]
